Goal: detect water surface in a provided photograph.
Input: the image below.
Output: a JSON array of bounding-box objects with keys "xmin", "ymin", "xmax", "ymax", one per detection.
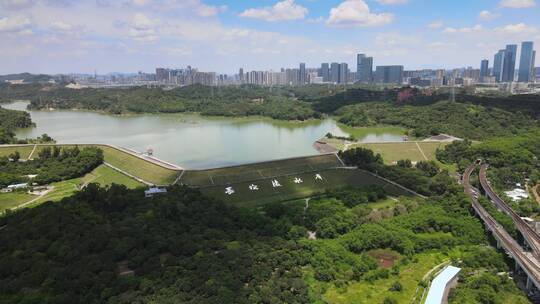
[{"xmin": 3, "ymin": 101, "xmax": 404, "ymax": 169}]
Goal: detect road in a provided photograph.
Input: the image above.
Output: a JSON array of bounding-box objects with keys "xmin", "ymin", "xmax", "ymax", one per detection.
[
  {"xmin": 463, "ymin": 162, "xmax": 540, "ymax": 290},
  {"xmin": 479, "ymin": 164, "xmax": 540, "ymax": 260}
]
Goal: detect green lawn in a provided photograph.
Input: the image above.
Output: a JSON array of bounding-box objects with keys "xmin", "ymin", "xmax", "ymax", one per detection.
[
  {"xmin": 367, "ymin": 197, "xmax": 399, "ymax": 210},
  {"xmin": 201, "ymin": 168, "xmax": 413, "ymax": 208},
  {"xmin": 2, "ymin": 165, "xmax": 145, "ymax": 211},
  {"xmin": 29, "ymin": 144, "xmax": 181, "ymax": 185},
  {"xmin": 321, "ymin": 251, "xmax": 447, "ymax": 304},
  {"xmin": 0, "ymin": 192, "xmax": 37, "ymax": 212},
  {"xmin": 182, "ymin": 154, "xmax": 343, "ymax": 187},
  {"xmin": 0, "ymin": 145, "xmax": 34, "ymax": 159},
  {"xmin": 81, "ymin": 164, "xmax": 143, "ymax": 189},
  {"xmin": 350, "ymin": 142, "xmax": 450, "ymax": 165}
]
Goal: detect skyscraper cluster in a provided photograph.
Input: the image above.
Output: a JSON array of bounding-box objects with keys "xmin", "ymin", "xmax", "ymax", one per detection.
[{"xmin": 487, "ymin": 41, "xmax": 536, "ymax": 83}]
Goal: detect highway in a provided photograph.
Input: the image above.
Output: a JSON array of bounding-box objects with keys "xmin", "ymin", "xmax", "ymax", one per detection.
[
  {"xmin": 479, "ymin": 164, "xmax": 540, "ymax": 260},
  {"xmin": 463, "ymin": 162, "xmax": 540, "ymax": 291}
]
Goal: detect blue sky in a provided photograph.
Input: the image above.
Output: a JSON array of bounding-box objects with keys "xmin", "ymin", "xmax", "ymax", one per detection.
[{"xmin": 0, "ymin": 0, "xmax": 539, "ymax": 74}]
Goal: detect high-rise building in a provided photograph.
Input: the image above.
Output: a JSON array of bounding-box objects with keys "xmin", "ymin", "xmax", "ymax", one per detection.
[
  {"xmin": 357, "ymin": 54, "xmax": 373, "ymax": 83},
  {"xmin": 480, "ymin": 59, "xmax": 489, "ymax": 80},
  {"xmin": 518, "ymin": 41, "xmax": 536, "ymax": 83},
  {"xmin": 374, "ymin": 65, "xmax": 404, "ymax": 84},
  {"xmin": 502, "ymin": 44, "xmax": 517, "ymax": 82},
  {"xmin": 493, "ymin": 50, "xmax": 505, "ymax": 82},
  {"xmin": 321, "ymin": 63, "xmax": 330, "ymax": 82},
  {"xmin": 330, "ymin": 62, "xmax": 340, "ymax": 84},
  {"xmin": 339, "ymin": 63, "xmax": 348, "ymax": 84},
  {"xmin": 156, "ymin": 68, "xmax": 169, "ymax": 83},
  {"xmin": 299, "ymin": 63, "xmax": 306, "ymax": 85}
]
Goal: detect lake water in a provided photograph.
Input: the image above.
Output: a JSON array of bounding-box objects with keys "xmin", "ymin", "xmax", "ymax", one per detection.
[{"xmin": 3, "ymin": 101, "xmax": 404, "ymax": 169}]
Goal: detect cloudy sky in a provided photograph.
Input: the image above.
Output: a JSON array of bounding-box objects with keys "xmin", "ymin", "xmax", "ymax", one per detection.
[{"xmin": 0, "ymin": 0, "xmax": 539, "ymax": 74}]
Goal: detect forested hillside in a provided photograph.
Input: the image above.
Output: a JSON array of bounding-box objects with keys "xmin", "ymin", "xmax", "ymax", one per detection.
[{"xmin": 0, "ymin": 148, "xmax": 531, "ymax": 303}]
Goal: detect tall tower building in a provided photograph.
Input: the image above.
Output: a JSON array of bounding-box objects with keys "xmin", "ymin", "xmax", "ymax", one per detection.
[
  {"xmin": 321, "ymin": 63, "xmax": 330, "ymax": 82},
  {"xmin": 493, "ymin": 50, "xmax": 505, "ymax": 82},
  {"xmin": 357, "ymin": 54, "xmax": 373, "ymax": 83},
  {"xmin": 502, "ymin": 44, "xmax": 517, "ymax": 82},
  {"xmin": 299, "ymin": 63, "xmax": 306, "ymax": 85},
  {"xmin": 518, "ymin": 41, "xmax": 536, "ymax": 83},
  {"xmin": 239, "ymin": 68, "xmax": 244, "ymax": 84},
  {"xmin": 330, "ymin": 62, "xmax": 340, "ymax": 84},
  {"xmin": 480, "ymin": 59, "xmax": 489, "ymax": 80},
  {"xmin": 339, "ymin": 63, "xmax": 348, "ymax": 84}
]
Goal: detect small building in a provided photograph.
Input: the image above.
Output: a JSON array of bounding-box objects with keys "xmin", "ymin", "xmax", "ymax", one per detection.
[
  {"xmin": 145, "ymin": 187, "xmax": 167, "ymax": 198},
  {"xmin": 8, "ymin": 183, "xmax": 29, "ymax": 190},
  {"xmin": 425, "ymin": 265, "xmax": 462, "ymax": 304}
]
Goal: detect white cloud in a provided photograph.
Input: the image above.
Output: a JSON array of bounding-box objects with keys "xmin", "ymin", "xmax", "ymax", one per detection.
[
  {"xmin": 0, "ymin": 0, "xmax": 36, "ymax": 10},
  {"xmin": 129, "ymin": 13, "xmax": 159, "ymax": 42},
  {"xmin": 50, "ymin": 21, "xmax": 73, "ymax": 32},
  {"xmin": 499, "ymin": 0, "xmax": 536, "ymax": 8},
  {"xmin": 494, "ymin": 23, "xmax": 537, "ymax": 34},
  {"xmin": 443, "ymin": 24, "xmax": 483, "ymax": 34},
  {"xmin": 240, "ymin": 0, "xmax": 308, "ymax": 22},
  {"xmin": 478, "ymin": 10, "xmax": 500, "ymax": 20},
  {"xmin": 376, "ymin": 0, "xmax": 408, "ymax": 4},
  {"xmin": 327, "ymin": 0, "xmax": 393, "ymax": 27},
  {"xmin": 428, "ymin": 21, "xmax": 444, "ymax": 29},
  {"xmin": 0, "ymin": 15, "xmax": 32, "ymax": 33},
  {"xmin": 132, "ymin": 0, "xmax": 151, "ymax": 6}
]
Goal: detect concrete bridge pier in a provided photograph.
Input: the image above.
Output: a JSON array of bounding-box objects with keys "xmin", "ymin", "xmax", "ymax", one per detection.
[
  {"xmin": 527, "ymin": 276, "xmax": 534, "ymax": 291},
  {"xmin": 516, "ymin": 260, "xmax": 522, "ymax": 273}
]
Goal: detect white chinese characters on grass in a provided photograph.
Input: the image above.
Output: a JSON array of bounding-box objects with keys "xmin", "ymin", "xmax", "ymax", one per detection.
[
  {"xmin": 294, "ymin": 177, "xmax": 303, "ymax": 184},
  {"xmin": 249, "ymin": 184, "xmax": 259, "ymax": 191},
  {"xmin": 315, "ymin": 174, "xmax": 323, "ymax": 180},
  {"xmin": 225, "ymin": 187, "xmax": 235, "ymax": 195},
  {"xmin": 272, "ymin": 179, "xmax": 282, "ymax": 188}
]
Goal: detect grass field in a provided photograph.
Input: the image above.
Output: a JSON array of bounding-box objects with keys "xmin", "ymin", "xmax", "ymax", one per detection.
[
  {"xmin": 0, "ymin": 145, "xmax": 35, "ymax": 159},
  {"xmin": 28, "ymin": 144, "xmax": 181, "ymax": 185},
  {"xmin": 181, "ymin": 154, "xmax": 344, "ymax": 187},
  {"xmin": 0, "ymin": 192, "xmax": 37, "ymax": 212},
  {"xmin": 200, "ymin": 168, "xmax": 413, "ymax": 208},
  {"xmin": 81, "ymin": 164, "xmax": 143, "ymax": 189},
  {"xmin": 321, "ymin": 250, "xmax": 448, "ymax": 304},
  {"xmin": 350, "ymin": 142, "xmax": 450, "ymax": 165}
]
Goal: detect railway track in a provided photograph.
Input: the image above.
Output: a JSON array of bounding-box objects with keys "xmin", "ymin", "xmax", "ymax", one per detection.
[
  {"xmin": 479, "ymin": 164, "xmax": 540, "ymax": 260},
  {"xmin": 463, "ymin": 163, "xmax": 540, "ymax": 288}
]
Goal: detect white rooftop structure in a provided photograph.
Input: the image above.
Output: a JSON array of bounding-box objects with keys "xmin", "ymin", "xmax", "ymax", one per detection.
[
  {"xmin": 505, "ymin": 188, "xmax": 529, "ymax": 202},
  {"xmin": 425, "ymin": 265, "xmax": 461, "ymax": 304},
  {"xmin": 145, "ymin": 187, "xmax": 167, "ymax": 198},
  {"xmin": 7, "ymin": 183, "xmax": 29, "ymax": 189}
]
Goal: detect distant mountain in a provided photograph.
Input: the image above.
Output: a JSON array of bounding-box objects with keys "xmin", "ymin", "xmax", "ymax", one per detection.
[{"xmin": 0, "ymin": 73, "xmax": 53, "ymax": 83}]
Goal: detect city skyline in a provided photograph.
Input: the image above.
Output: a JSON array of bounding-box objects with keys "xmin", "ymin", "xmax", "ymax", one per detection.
[{"xmin": 0, "ymin": 0, "xmax": 540, "ymax": 74}]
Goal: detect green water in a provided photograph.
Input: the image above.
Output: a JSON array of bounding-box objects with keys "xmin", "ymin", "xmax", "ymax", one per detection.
[{"xmin": 3, "ymin": 101, "xmax": 405, "ymax": 169}]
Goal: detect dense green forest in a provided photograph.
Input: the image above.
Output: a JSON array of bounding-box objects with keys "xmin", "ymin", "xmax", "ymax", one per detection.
[
  {"xmin": 0, "ymin": 181, "xmax": 527, "ymax": 303},
  {"xmin": 1, "ymin": 83, "xmax": 538, "ymax": 140},
  {"xmin": 0, "ymin": 146, "xmax": 103, "ymax": 187},
  {"xmin": 336, "ymin": 101, "xmax": 536, "ymax": 139}
]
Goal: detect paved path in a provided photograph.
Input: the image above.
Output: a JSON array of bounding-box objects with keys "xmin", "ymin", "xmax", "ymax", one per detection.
[
  {"xmin": 415, "ymin": 142, "xmax": 428, "ymax": 161},
  {"xmin": 532, "ymin": 184, "xmax": 540, "ymax": 207},
  {"xmin": 12, "ymin": 188, "xmax": 54, "ymax": 211},
  {"xmin": 27, "ymin": 144, "xmax": 37, "ymax": 160}
]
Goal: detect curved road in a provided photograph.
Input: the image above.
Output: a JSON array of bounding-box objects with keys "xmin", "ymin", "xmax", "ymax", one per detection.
[
  {"xmin": 463, "ymin": 162, "xmax": 540, "ymax": 289},
  {"xmin": 479, "ymin": 164, "xmax": 540, "ymax": 260}
]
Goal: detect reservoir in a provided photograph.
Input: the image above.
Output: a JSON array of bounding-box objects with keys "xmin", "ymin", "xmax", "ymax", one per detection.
[{"xmin": 3, "ymin": 101, "xmax": 405, "ymax": 169}]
